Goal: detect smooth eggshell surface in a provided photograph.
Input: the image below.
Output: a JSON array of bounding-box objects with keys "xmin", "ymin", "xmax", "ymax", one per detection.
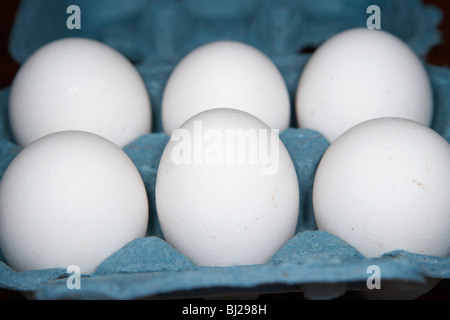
[
  {"xmin": 296, "ymin": 28, "xmax": 433, "ymax": 143},
  {"xmin": 313, "ymin": 117, "xmax": 450, "ymax": 258},
  {"xmin": 156, "ymin": 108, "xmax": 299, "ymax": 266},
  {"xmin": 161, "ymin": 41, "xmax": 291, "ymax": 135},
  {"xmin": 9, "ymin": 38, "xmax": 152, "ymax": 148},
  {"xmin": 0, "ymin": 131, "xmax": 149, "ymax": 273}
]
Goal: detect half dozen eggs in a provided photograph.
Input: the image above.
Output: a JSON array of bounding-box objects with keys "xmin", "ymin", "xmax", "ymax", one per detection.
[{"xmin": 0, "ymin": 28, "xmax": 448, "ymax": 275}]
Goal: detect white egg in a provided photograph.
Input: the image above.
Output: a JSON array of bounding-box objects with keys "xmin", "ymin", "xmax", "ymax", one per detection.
[
  {"xmin": 156, "ymin": 108, "xmax": 299, "ymax": 266},
  {"xmin": 161, "ymin": 41, "xmax": 291, "ymax": 135},
  {"xmin": 0, "ymin": 131, "xmax": 149, "ymax": 273},
  {"xmin": 296, "ymin": 28, "xmax": 433, "ymax": 143},
  {"xmin": 9, "ymin": 38, "xmax": 152, "ymax": 148},
  {"xmin": 313, "ymin": 117, "xmax": 450, "ymax": 258}
]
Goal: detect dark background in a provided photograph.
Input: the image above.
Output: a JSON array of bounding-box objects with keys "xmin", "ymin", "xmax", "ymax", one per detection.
[{"xmin": 0, "ymin": 0, "xmax": 449, "ymax": 300}]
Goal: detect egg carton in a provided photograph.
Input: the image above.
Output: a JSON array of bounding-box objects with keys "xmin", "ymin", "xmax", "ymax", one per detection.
[{"xmin": 0, "ymin": 0, "xmax": 449, "ymax": 300}]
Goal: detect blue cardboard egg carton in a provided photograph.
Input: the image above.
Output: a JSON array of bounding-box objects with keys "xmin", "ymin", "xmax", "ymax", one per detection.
[{"xmin": 0, "ymin": 0, "xmax": 449, "ymax": 299}]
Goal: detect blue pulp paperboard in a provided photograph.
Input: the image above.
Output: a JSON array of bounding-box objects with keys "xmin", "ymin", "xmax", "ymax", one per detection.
[{"xmin": 0, "ymin": 0, "xmax": 448, "ymax": 299}]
